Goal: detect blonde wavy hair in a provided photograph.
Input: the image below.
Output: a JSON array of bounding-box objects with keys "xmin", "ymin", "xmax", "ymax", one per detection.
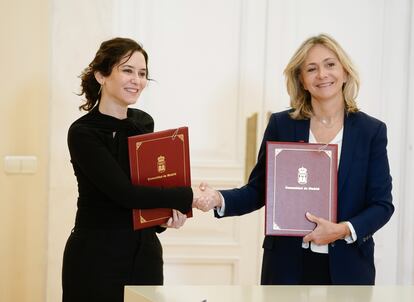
[{"xmin": 284, "ymin": 34, "xmax": 360, "ymax": 120}]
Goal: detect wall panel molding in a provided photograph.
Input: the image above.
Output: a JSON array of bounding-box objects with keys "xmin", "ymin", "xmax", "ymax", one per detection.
[
  {"xmin": 397, "ymin": 0, "xmax": 414, "ymax": 285},
  {"xmin": 163, "ymin": 257, "xmax": 240, "ymax": 285}
]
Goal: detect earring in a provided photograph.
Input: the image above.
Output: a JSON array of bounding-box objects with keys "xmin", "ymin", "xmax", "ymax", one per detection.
[{"xmin": 98, "ymin": 84, "xmax": 102, "ymax": 95}]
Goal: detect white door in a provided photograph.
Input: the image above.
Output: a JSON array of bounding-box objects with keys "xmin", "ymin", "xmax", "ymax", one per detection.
[
  {"xmin": 261, "ymin": 0, "xmax": 408, "ymax": 284},
  {"xmin": 113, "ymin": 0, "xmax": 269, "ymax": 285}
]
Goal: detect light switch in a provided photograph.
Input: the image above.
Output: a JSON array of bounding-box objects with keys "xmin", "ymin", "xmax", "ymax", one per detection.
[
  {"xmin": 4, "ymin": 155, "xmax": 38, "ymax": 174},
  {"xmin": 4, "ymin": 156, "xmax": 20, "ymax": 173}
]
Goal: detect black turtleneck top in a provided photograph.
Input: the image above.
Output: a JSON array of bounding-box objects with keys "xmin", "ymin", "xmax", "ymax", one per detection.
[{"xmin": 68, "ymin": 107, "xmax": 193, "ymax": 229}]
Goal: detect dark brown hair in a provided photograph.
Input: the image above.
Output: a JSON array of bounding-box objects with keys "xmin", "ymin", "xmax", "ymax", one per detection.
[{"xmin": 78, "ymin": 37, "xmax": 149, "ymax": 111}]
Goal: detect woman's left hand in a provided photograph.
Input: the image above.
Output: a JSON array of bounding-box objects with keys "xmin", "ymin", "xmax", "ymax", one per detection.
[
  {"xmin": 303, "ymin": 212, "xmax": 350, "ymax": 245},
  {"xmin": 161, "ymin": 209, "xmax": 187, "ymax": 229}
]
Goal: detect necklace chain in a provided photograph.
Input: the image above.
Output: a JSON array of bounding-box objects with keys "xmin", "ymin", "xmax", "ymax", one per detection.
[{"xmin": 313, "ymin": 115, "xmax": 341, "ymax": 128}]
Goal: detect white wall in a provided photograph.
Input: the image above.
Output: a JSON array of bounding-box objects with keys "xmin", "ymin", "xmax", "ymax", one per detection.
[
  {"xmin": 47, "ymin": 1, "xmax": 117, "ymax": 300},
  {"xmin": 0, "ymin": 1, "xmax": 49, "ymax": 302},
  {"xmin": 397, "ymin": 0, "xmax": 414, "ymax": 284}
]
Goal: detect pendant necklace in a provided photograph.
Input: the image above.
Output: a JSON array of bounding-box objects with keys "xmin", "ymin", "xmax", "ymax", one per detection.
[
  {"xmin": 313, "ymin": 110, "xmax": 345, "ymax": 128},
  {"xmin": 314, "ymin": 116, "xmax": 336, "ymax": 128}
]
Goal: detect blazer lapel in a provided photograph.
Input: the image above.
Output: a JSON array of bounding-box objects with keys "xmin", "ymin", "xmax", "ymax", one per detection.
[
  {"xmin": 338, "ymin": 113, "xmax": 359, "ymax": 194},
  {"xmin": 294, "ymin": 119, "xmax": 310, "ymax": 142}
]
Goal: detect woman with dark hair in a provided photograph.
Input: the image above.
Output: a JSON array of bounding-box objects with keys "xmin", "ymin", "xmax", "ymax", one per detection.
[
  {"xmin": 62, "ymin": 37, "xmax": 193, "ymax": 302},
  {"xmin": 194, "ymin": 34, "xmax": 394, "ymax": 285}
]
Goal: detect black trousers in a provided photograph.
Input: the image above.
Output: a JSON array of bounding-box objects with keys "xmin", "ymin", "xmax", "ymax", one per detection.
[
  {"xmin": 62, "ymin": 228, "xmax": 163, "ymax": 302},
  {"xmin": 300, "ymin": 247, "xmax": 332, "ymax": 285},
  {"xmin": 261, "ymin": 244, "xmax": 332, "ymax": 285}
]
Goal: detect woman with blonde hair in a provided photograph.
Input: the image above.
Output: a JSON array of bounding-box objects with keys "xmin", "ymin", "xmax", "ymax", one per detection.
[{"xmin": 195, "ymin": 34, "xmax": 394, "ymax": 285}]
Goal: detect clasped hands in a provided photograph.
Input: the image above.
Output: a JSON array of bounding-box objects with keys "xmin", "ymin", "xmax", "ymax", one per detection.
[
  {"xmin": 192, "ymin": 182, "xmax": 222, "ymax": 212},
  {"xmin": 161, "ymin": 182, "xmax": 221, "ymax": 229}
]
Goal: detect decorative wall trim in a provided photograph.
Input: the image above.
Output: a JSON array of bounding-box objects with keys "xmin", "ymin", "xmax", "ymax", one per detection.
[
  {"xmin": 397, "ymin": 0, "xmax": 414, "ymax": 285},
  {"xmin": 164, "ymin": 256, "xmax": 240, "ymax": 264},
  {"xmin": 163, "ymin": 257, "xmax": 240, "ymax": 284},
  {"xmin": 191, "ymin": 178, "xmax": 242, "ymax": 188},
  {"xmin": 160, "ymin": 231, "xmax": 241, "ymax": 247}
]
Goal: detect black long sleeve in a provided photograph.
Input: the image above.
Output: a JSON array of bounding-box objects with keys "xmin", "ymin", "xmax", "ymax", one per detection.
[{"xmin": 68, "ymin": 107, "xmax": 192, "ymax": 229}]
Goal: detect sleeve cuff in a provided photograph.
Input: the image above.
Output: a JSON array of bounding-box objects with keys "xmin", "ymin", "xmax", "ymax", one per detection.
[
  {"xmin": 343, "ymin": 221, "xmax": 357, "ymax": 243},
  {"xmin": 215, "ymin": 192, "xmax": 226, "ymax": 216}
]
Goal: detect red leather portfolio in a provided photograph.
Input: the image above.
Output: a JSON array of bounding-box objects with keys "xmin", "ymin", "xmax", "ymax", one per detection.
[
  {"xmin": 265, "ymin": 142, "xmax": 337, "ymax": 236},
  {"xmin": 128, "ymin": 127, "xmax": 192, "ymax": 230}
]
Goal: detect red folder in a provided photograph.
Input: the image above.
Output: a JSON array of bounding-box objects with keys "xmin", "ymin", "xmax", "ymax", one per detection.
[
  {"xmin": 265, "ymin": 142, "xmax": 337, "ymax": 236},
  {"xmin": 128, "ymin": 127, "xmax": 192, "ymax": 230}
]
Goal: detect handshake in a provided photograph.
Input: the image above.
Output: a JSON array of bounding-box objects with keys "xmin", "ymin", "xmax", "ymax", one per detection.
[{"xmin": 192, "ymin": 182, "xmax": 223, "ymax": 212}]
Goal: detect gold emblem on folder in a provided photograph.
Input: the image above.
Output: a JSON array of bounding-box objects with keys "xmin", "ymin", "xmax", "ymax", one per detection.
[{"xmin": 157, "ymin": 155, "xmax": 166, "ymax": 173}]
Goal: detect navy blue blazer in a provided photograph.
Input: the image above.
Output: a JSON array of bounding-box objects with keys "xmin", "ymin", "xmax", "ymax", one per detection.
[{"xmin": 218, "ymin": 109, "xmax": 394, "ymax": 285}]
